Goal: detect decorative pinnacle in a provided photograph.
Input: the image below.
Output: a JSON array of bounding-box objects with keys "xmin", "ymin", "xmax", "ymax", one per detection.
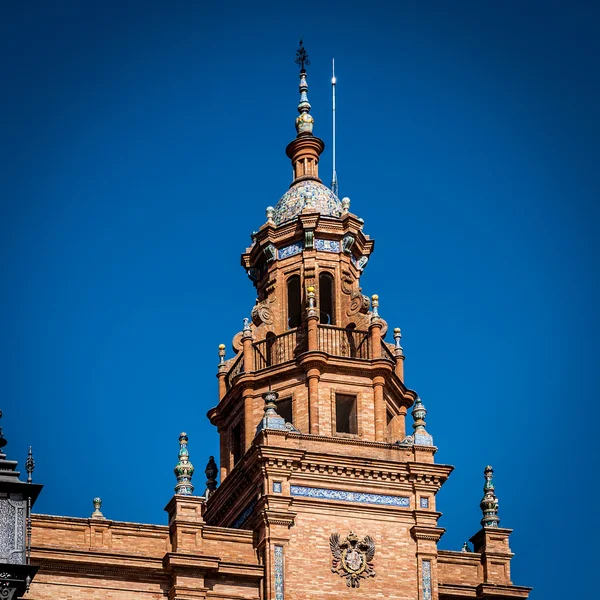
[
  {"xmin": 342, "ymin": 197, "xmax": 350, "ymax": 213},
  {"xmin": 243, "ymin": 317, "xmax": 251, "ymax": 335},
  {"xmin": 461, "ymin": 541, "xmax": 471, "ymax": 553},
  {"xmin": 218, "ymin": 344, "xmax": 226, "ymax": 365},
  {"xmin": 371, "ymin": 294, "xmax": 380, "ymax": 320},
  {"xmin": 294, "ymin": 40, "xmax": 314, "ymax": 135},
  {"xmin": 393, "ymin": 327, "xmax": 404, "ymax": 357},
  {"xmin": 174, "ymin": 432, "xmax": 195, "ymax": 496},
  {"xmin": 480, "ymin": 465, "xmax": 500, "ymax": 527},
  {"xmin": 204, "ymin": 456, "xmax": 218, "ymax": 500},
  {"xmin": 412, "ymin": 397, "xmax": 427, "ymax": 432},
  {"xmin": 266, "ymin": 206, "xmax": 275, "ymax": 224},
  {"xmin": 0, "ymin": 409, "xmax": 7, "ymax": 450},
  {"xmin": 25, "ymin": 446, "xmax": 35, "ymax": 484},
  {"xmin": 307, "ymin": 285, "xmax": 317, "ymax": 318},
  {"xmin": 411, "ymin": 397, "xmax": 434, "ymax": 446},
  {"xmin": 91, "ymin": 497, "xmax": 105, "ymax": 519}
]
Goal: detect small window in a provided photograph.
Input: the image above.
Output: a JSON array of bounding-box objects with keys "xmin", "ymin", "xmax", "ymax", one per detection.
[
  {"xmin": 232, "ymin": 422, "xmax": 243, "ymax": 465},
  {"xmin": 277, "ymin": 396, "xmax": 293, "ymax": 424},
  {"xmin": 287, "ymin": 275, "xmax": 301, "ymax": 329},
  {"xmin": 336, "ymin": 394, "xmax": 357, "ymax": 434},
  {"xmin": 319, "ymin": 272, "xmax": 334, "ymax": 324}
]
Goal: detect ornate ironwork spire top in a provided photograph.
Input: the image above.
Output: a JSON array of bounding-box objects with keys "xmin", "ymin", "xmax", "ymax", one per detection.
[
  {"xmin": 294, "ymin": 39, "xmax": 310, "ymax": 73},
  {"xmin": 294, "ymin": 40, "xmax": 314, "ymax": 135}
]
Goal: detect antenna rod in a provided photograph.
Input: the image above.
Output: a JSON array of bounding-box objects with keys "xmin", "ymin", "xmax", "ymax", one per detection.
[{"xmin": 331, "ymin": 58, "xmax": 338, "ymax": 196}]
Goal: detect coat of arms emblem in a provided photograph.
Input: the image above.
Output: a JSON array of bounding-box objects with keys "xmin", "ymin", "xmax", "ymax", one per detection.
[{"xmin": 329, "ymin": 531, "xmax": 376, "ymax": 587}]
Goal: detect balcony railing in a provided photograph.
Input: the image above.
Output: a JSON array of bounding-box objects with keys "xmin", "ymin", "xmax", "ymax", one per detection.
[
  {"xmin": 253, "ymin": 328, "xmax": 306, "ymax": 371},
  {"xmin": 317, "ymin": 325, "xmax": 371, "ymax": 359},
  {"xmin": 226, "ymin": 353, "xmax": 245, "ymax": 388},
  {"xmin": 226, "ymin": 324, "xmax": 395, "ymax": 387}
]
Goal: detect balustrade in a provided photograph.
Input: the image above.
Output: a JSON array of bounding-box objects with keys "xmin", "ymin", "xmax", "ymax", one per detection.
[{"xmin": 226, "ymin": 324, "xmax": 394, "ymax": 387}]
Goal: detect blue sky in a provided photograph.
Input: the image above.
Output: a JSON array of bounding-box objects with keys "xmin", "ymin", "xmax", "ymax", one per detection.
[{"xmin": 1, "ymin": 2, "xmax": 598, "ymax": 597}]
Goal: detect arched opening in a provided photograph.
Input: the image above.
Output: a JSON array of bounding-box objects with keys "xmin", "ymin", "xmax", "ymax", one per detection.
[
  {"xmin": 265, "ymin": 331, "xmax": 276, "ymax": 367},
  {"xmin": 319, "ymin": 272, "xmax": 334, "ymax": 325},
  {"xmin": 287, "ymin": 275, "xmax": 301, "ymax": 329}
]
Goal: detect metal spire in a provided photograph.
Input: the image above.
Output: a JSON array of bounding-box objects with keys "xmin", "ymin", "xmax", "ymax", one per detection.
[{"xmin": 332, "ymin": 58, "xmax": 338, "ymax": 196}]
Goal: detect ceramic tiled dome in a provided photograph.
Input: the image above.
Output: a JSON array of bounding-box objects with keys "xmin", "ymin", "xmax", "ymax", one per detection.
[{"xmin": 273, "ymin": 180, "xmax": 342, "ymax": 225}]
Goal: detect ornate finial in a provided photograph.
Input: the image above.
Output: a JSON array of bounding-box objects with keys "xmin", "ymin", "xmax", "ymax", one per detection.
[
  {"xmin": 393, "ymin": 328, "xmax": 404, "ymax": 357},
  {"xmin": 91, "ymin": 497, "xmax": 105, "ymax": 519},
  {"xmin": 412, "ymin": 397, "xmax": 433, "ymax": 446},
  {"xmin": 204, "ymin": 456, "xmax": 218, "ymax": 499},
  {"xmin": 461, "ymin": 541, "xmax": 471, "ymax": 553},
  {"xmin": 294, "ymin": 39, "xmax": 310, "ymax": 73},
  {"xmin": 25, "ymin": 446, "xmax": 35, "ymax": 484},
  {"xmin": 307, "ymin": 285, "xmax": 317, "ymax": 318},
  {"xmin": 294, "ymin": 41, "xmax": 314, "ymax": 135},
  {"xmin": 266, "ymin": 206, "xmax": 275, "ymax": 224},
  {"xmin": 0, "ymin": 409, "xmax": 7, "ymax": 450},
  {"xmin": 218, "ymin": 343, "xmax": 226, "ymax": 364},
  {"xmin": 243, "ymin": 317, "xmax": 251, "ymax": 334},
  {"xmin": 342, "ymin": 197, "xmax": 350, "ymax": 213},
  {"xmin": 371, "ymin": 294, "xmax": 380, "ymax": 320},
  {"xmin": 174, "ymin": 432, "xmax": 195, "ymax": 496},
  {"xmin": 480, "ymin": 465, "xmax": 500, "ymax": 527},
  {"xmin": 256, "ymin": 390, "xmax": 298, "ymax": 434}
]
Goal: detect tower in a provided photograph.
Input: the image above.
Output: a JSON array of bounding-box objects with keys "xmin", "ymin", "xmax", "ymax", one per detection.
[
  {"xmin": 25, "ymin": 43, "xmax": 531, "ymax": 600},
  {"xmin": 205, "ymin": 43, "xmax": 454, "ymax": 600}
]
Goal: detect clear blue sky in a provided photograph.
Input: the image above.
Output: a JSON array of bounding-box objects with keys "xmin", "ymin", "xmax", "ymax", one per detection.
[{"xmin": 2, "ymin": 2, "xmax": 598, "ymax": 597}]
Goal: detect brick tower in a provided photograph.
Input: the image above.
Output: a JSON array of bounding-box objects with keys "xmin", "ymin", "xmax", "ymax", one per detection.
[
  {"xmin": 25, "ymin": 44, "xmax": 532, "ymax": 600},
  {"xmin": 204, "ymin": 45, "xmax": 530, "ymax": 600}
]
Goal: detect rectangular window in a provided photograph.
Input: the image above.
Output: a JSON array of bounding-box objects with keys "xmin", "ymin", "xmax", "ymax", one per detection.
[
  {"xmin": 232, "ymin": 422, "xmax": 243, "ymax": 465},
  {"xmin": 277, "ymin": 396, "xmax": 293, "ymax": 425},
  {"xmin": 336, "ymin": 394, "xmax": 357, "ymax": 434}
]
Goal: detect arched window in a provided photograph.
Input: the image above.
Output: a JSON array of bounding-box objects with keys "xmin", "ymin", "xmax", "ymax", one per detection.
[
  {"xmin": 287, "ymin": 275, "xmax": 301, "ymax": 329},
  {"xmin": 319, "ymin": 272, "xmax": 334, "ymax": 325}
]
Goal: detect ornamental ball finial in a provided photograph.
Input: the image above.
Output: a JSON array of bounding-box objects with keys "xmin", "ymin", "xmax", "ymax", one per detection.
[
  {"xmin": 372, "ymin": 294, "xmax": 379, "ymax": 301},
  {"xmin": 307, "ymin": 286, "xmax": 315, "ymax": 293},
  {"xmin": 218, "ymin": 344, "xmax": 225, "ymax": 350},
  {"xmin": 91, "ymin": 497, "xmax": 105, "ymax": 519}
]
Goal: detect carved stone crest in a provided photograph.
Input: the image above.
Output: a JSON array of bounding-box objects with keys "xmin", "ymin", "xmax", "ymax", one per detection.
[{"xmin": 329, "ymin": 531, "xmax": 376, "ymax": 587}]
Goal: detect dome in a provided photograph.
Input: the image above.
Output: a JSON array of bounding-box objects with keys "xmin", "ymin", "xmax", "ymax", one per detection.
[{"xmin": 272, "ymin": 180, "xmax": 342, "ymax": 226}]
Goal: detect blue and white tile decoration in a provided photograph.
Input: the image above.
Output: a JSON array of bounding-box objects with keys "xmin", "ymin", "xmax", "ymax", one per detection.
[
  {"xmin": 273, "ymin": 180, "xmax": 342, "ymax": 225},
  {"xmin": 274, "ymin": 545, "xmax": 284, "ymax": 600},
  {"xmin": 315, "ymin": 239, "xmax": 341, "ymax": 253},
  {"xmin": 273, "ymin": 481, "xmax": 283, "ymax": 493},
  {"xmin": 422, "ymin": 559, "xmax": 432, "ymax": 600},
  {"xmin": 278, "ymin": 241, "xmax": 303, "ymax": 260},
  {"xmin": 420, "ymin": 497, "xmax": 429, "ymax": 509},
  {"xmin": 290, "ymin": 485, "xmax": 410, "ymax": 507}
]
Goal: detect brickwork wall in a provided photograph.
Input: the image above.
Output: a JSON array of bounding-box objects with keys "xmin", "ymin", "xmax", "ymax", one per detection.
[
  {"xmin": 285, "ymin": 502, "xmax": 419, "ymax": 600},
  {"xmin": 28, "ymin": 572, "xmax": 168, "ymax": 600}
]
